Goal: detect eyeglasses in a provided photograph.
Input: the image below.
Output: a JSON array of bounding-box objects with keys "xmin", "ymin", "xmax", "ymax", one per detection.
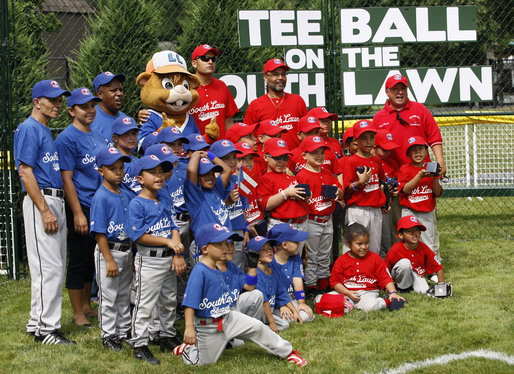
[
  {"xmin": 396, "ymin": 111, "xmax": 410, "ymax": 126},
  {"xmin": 197, "ymin": 55, "xmax": 216, "ymax": 63},
  {"xmin": 266, "ymin": 72, "xmax": 287, "ymax": 78}
]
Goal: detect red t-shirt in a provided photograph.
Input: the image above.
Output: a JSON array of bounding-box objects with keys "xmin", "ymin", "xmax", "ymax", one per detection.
[
  {"xmin": 257, "ymin": 171, "xmax": 308, "ymax": 219},
  {"xmin": 244, "ymin": 92, "xmax": 308, "ymax": 150},
  {"xmin": 377, "ymin": 156, "xmax": 399, "ymax": 179},
  {"xmin": 244, "ymin": 190, "xmax": 263, "ymax": 223},
  {"xmin": 398, "ymin": 163, "xmax": 442, "ymax": 212},
  {"xmin": 385, "ymin": 241, "xmax": 443, "ymax": 276},
  {"xmin": 330, "ymin": 252, "xmax": 393, "ymax": 291},
  {"xmin": 323, "ymin": 136, "xmax": 344, "ymax": 159},
  {"xmin": 288, "ymin": 144, "xmax": 341, "ymax": 175},
  {"xmin": 343, "ymin": 154, "xmax": 386, "ymax": 208},
  {"xmin": 296, "ymin": 168, "xmax": 342, "ymax": 216},
  {"xmin": 372, "ymin": 100, "xmax": 442, "ymax": 166},
  {"xmin": 189, "ymin": 77, "xmax": 239, "ymax": 139}
]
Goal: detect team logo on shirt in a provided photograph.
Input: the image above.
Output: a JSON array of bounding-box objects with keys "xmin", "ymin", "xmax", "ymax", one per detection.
[
  {"xmin": 277, "ymin": 140, "xmax": 286, "ymax": 148},
  {"xmin": 50, "ymin": 80, "xmax": 60, "ymax": 88},
  {"xmin": 241, "ymin": 142, "xmax": 251, "ymax": 149},
  {"xmin": 407, "ymin": 137, "xmax": 416, "ymax": 144},
  {"xmin": 386, "ymin": 133, "xmax": 393, "ymax": 140},
  {"xmin": 359, "ymin": 121, "xmax": 369, "ymax": 128},
  {"xmin": 307, "ymin": 116, "xmax": 316, "ymax": 123}
]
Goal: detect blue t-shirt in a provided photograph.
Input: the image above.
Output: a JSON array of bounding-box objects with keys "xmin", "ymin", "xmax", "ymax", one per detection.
[
  {"xmin": 183, "ymin": 262, "xmax": 237, "ymax": 318},
  {"xmin": 184, "ymin": 176, "xmax": 232, "ymax": 235},
  {"xmin": 271, "ymin": 254, "xmax": 305, "ymax": 294},
  {"xmin": 120, "ymin": 154, "xmax": 141, "ymax": 199},
  {"xmin": 90, "ymin": 185, "xmax": 132, "ymax": 243},
  {"xmin": 138, "ymin": 110, "xmax": 199, "ymax": 144},
  {"xmin": 219, "ymin": 261, "xmax": 246, "ymax": 307},
  {"xmin": 13, "ymin": 116, "xmax": 63, "ymax": 191},
  {"xmin": 90, "ymin": 105, "xmax": 126, "ymax": 145},
  {"xmin": 126, "ymin": 195, "xmax": 178, "ymax": 244},
  {"xmin": 166, "ymin": 158, "xmax": 188, "ymax": 214},
  {"xmin": 55, "ymin": 124, "xmax": 109, "ymax": 208},
  {"xmin": 257, "ymin": 267, "xmax": 291, "ymax": 311},
  {"xmin": 226, "ymin": 174, "xmax": 249, "ymax": 230}
]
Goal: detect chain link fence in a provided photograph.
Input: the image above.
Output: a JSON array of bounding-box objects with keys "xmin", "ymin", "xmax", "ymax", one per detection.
[{"xmin": 1, "ymin": 0, "xmax": 512, "ymax": 279}]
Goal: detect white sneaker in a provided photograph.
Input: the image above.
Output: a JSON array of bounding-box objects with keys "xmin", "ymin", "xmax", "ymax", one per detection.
[{"xmin": 172, "ymin": 342, "xmax": 189, "ymax": 356}]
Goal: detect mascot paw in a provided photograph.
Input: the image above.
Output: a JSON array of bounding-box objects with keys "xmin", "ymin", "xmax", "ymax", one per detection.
[
  {"xmin": 205, "ymin": 122, "xmax": 220, "ymax": 140},
  {"xmin": 162, "ymin": 112, "xmax": 177, "ymax": 128}
]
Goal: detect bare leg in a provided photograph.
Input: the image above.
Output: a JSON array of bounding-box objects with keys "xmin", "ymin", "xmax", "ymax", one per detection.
[
  {"xmin": 69, "ymin": 288, "xmax": 91, "ymax": 325},
  {"xmin": 82, "ymin": 282, "xmax": 98, "ymax": 317}
]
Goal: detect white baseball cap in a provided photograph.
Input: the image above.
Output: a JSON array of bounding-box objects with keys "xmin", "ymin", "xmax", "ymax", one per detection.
[{"xmin": 145, "ymin": 50, "xmax": 192, "ymax": 75}]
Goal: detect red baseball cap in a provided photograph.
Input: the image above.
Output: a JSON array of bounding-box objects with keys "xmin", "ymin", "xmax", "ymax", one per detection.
[
  {"xmin": 264, "ymin": 58, "xmax": 289, "ymax": 75},
  {"xmin": 352, "ymin": 120, "xmax": 377, "ymax": 139},
  {"xmin": 405, "ymin": 136, "xmax": 427, "ymax": 156},
  {"xmin": 298, "ymin": 115, "xmax": 321, "ymax": 134},
  {"xmin": 257, "ymin": 119, "xmax": 286, "ymax": 137},
  {"xmin": 342, "ymin": 126, "xmax": 354, "ymax": 145},
  {"xmin": 264, "ymin": 138, "xmax": 292, "ymax": 157},
  {"xmin": 235, "ymin": 142, "xmax": 259, "ymax": 158},
  {"xmin": 374, "ymin": 130, "xmax": 399, "ymax": 150},
  {"xmin": 397, "ymin": 215, "xmax": 426, "ymax": 232},
  {"xmin": 386, "ymin": 74, "xmax": 409, "ymax": 89},
  {"xmin": 307, "ymin": 107, "xmax": 337, "ymax": 121},
  {"xmin": 225, "ymin": 122, "xmax": 258, "ymax": 143},
  {"xmin": 303, "ymin": 135, "xmax": 328, "ymax": 152},
  {"xmin": 191, "ymin": 44, "xmax": 219, "ymax": 61}
]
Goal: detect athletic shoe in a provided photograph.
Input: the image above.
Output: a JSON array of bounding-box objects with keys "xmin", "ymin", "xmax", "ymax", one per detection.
[
  {"xmin": 34, "ymin": 330, "xmax": 76, "ymax": 345},
  {"xmin": 388, "ymin": 299, "xmax": 405, "ymax": 311},
  {"xmin": 133, "ymin": 345, "xmax": 160, "ymax": 365},
  {"xmin": 159, "ymin": 336, "xmax": 179, "ymax": 352},
  {"xmin": 148, "ymin": 333, "xmax": 160, "ymax": 346},
  {"xmin": 397, "ymin": 285, "xmax": 413, "ymax": 293},
  {"xmin": 287, "ymin": 350, "xmax": 308, "ymax": 367},
  {"xmin": 429, "ymin": 273, "xmax": 439, "ymax": 283},
  {"xmin": 103, "ymin": 337, "xmax": 123, "ymax": 352},
  {"xmin": 226, "ymin": 338, "xmax": 245, "ymax": 349},
  {"xmin": 172, "ymin": 342, "xmax": 189, "ymax": 356}
]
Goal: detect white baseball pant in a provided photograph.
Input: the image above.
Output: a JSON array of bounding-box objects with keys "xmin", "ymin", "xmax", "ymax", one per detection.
[
  {"xmin": 353, "ymin": 290, "xmax": 386, "ymax": 311},
  {"xmin": 272, "ymin": 299, "xmax": 315, "ymax": 330},
  {"xmin": 391, "ymin": 258, "xmax": 429, "ymax": 294},
  {"xmin": 345, "ymin": 206, "xmax": 383, "ymax": 254},
  {"xmin": 23, "ymin": 194, "xmax": 66, "ymax": 335},
  {"xmin": 268, "ymin": 217, "xmax": 308, "ymax": 257},
  {"xmin": 304, "ymin": 217, "xmax": 333, "ymax": 287},
  {"xmin": 401, "ymin": 207, "xmax": 441, "ymax": 261},
  {"xmin": 234, "ymin": 289, "xmax": 264, "ymax": 320}
]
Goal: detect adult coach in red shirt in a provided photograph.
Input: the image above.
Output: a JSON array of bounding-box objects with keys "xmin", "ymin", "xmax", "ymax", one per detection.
[
  {"xmin": 244, "ymin": 58, "xmax": 308, "ymax": 150},
  {"xmin": 372, "ymin": 74, "xmax": 447, "ymax": 177},
  {"xmin": 189, "ymin": 44, "xmax": 239, "ymax": 142}
]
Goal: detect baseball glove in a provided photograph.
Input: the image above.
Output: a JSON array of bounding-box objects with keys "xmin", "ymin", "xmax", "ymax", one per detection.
[
  {"xmin": 427, "ymin": 282, "xmax": 453, "ymax": 298},
  {"xmin": 245, "ymin": 248, "xmax": 260, "ymax": 269}
]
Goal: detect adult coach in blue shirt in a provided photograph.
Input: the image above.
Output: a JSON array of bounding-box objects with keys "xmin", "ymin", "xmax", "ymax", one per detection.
[{"xmin": 13, "ymin": 79, "xmax": 75, "ymax": 345}]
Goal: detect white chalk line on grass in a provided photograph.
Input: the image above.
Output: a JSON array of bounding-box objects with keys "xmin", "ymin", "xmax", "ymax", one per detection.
[{"xmin": 375, "ymin": 349, "xmax": 514, "ymax": 374}]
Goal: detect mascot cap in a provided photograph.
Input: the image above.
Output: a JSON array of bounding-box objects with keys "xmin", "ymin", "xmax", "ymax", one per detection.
[{"xmin": 146, "ymin": 50, "xmax": 192, "ymax": 76}]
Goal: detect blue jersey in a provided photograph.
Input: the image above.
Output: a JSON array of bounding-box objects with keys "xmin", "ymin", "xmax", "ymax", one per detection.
[
  {"xmin": 226, "ymin": 174, "xmax": 249, "ymax": 230},
  {"xmin": 13, "ymin": 116, "xmax": 63, "ymax": 191},
  {"xmin": 271, "ymin": 254, "xmax": 305, "ymax": 294},
  {"xmin": 138, "ymin": 110, "xmax": 199, "ymax": 143},
  {"xmin": 184, "ymin": 175, "xmax": 232, "ymax": 235},
  {"xmin": 166, "ymin": 158, "xmax": 188, "ymax": 214},
  {"xmin": 90, "ymin": 185, "xmax": 131, "ymax": 243},
  {"xmin": 90, "ymin": 105, "xmax": 126, "ymax": 144},
  {"xmin": 55, "ymin": 124, "xmax": 109, "ymax": 208},
  {"xmin": 219, "ymin": 261, "xmax": 246, "ymax": 307},
  {"xmin": 183, "ymin": 262, "xmax": 237, "ymax": 318},
  {"xmin": 257, "ymin": 267, "xmax": 291, "ymax": 311},
  {"xmin": 126, "ymin": 195, "xmax": 178, "ymax": 244},
  {"xmin": 120, "ymin": 154, "xmax": 140, "ymax": 199}
]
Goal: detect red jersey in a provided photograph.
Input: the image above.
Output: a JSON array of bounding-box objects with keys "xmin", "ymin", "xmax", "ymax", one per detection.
[
  {"xmin": 330, "ymin": 251, "xmax": 393, "ymax": 291},
  {"xmin": 189, "ymin": 77, "xmax": 239, "ymax": 139},
  {"xmin": 343, "ymin": 154, "xmax": 386, "ymax": 208},
  {"xmin": 257, "ymin": 171, "xmax": 308, "ymax": 219},
  {"xmin": 323, "ymin": 136, "xmax": 344, "ymax": 159},
  {"xmin": 288, "ymin": 144, "xmax": 341, "ymax": 175},
  {"xmin": 244, "ymin": 93, "xmax": 308, "ymax": 150},
  {"xmin": 372, "ymin": 100, "xmax": 442, "ymax": 166},
  {"xmin": 385, "ymin": 241, "xmax": 442, "ymax": 277},
  {"xmin": 377, "ymin": 156, "xmax": 399, "ymax": 179},
  {"xmin": 244, "ymin": 190, "xmax": 263, "ymax": 223},
  {"xmin": 398, "ymin": 163, "xmax": 442, "ymax": 212},
  {"xmin": 296, "ymin": 168, "xmax": 342, "ymax": 216}
]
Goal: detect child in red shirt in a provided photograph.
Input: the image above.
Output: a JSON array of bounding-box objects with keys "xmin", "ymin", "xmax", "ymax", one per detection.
[
  {"xmin": 398, "ymin": 136, "xmax": 443, "ymax": 261},
  {"xmin": 307, "ymin": 107, "xmax": 343, "ymax": 159},
  {"xmin": 330, "ymin": 222, "xmax": 405, "ymax": 312}
]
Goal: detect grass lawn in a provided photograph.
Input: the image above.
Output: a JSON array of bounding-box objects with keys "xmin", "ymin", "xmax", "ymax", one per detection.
[{"xmin": 0, "ymin": 238, "xmax": 512, "ymax": 374}]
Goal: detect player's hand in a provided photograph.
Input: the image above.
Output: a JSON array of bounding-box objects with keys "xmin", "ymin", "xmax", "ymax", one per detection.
[
  {"xmin": 105, "ymin": 259, "xmax": 119, "ymax": 277},
  {"xmin": 172, "ymin": 255, "xmax": 187, "ymax": 275},
  {"xmin": 280, "ymin": 306, "xmax": 293, "ymax": 320},
  {"xmin": 243, "ymin": 231, "xmax": 250, "ymax": 247},
  {"xmin": 357, "ymin": 166, "xmax": 372, "ymax": 184},
  {"xmin": 292, "ymin": 310, "xmax": 303, "ymax": 323},
  {"xmin": 197, "ymin": 150, "xmax": 208, "ymax": 159},
  {"xmin": 74, "ymin": 212, "xmax": 89, "ymax": 236},
  {"xmin": 137, "ymin": 109, "xmax": 150, "ymax": 125},
  {"xmin": 390, "ymin": 187, "xmax": 399, "ymax": 197},
  {"xmin": 381, "ymin": 206, "xmax": 391, "ymax": 214},
  {"xmin": 297, "ymin": 302, "xmax": 313, "ymax": 318},
  {"xmin": 418, "ymin": 169, "xmax": 430, "ymax": 178},
  {"xmin": 167, "ymin": 238, "xmax": 184, "ymax": 255},
  {"xmin": 438, "ymin": 161, "xmax": 447, "ymax": 179},
  {"xmin": 284, "ymin": 185, "xmax": 304, "ymax": 200},
  {"xmin": 389, "ymin": 292, "xmax": 406, "ymax": 302},
  {"xmin": 269, "ymin": 321, "xmax": 279, "ymax": 334},
  {"xmin": 335, "ymin": 186, "xmax": 344, "ymax": 201},
  {"xmin": 40, "ymin": 207, "xmax": 59, "ymax": 235},
  {"xmin": 348, "ymin": 291, "xmax": 361, "ymax": 303},
  {"xmin": 184, "ymin": 326, "xmax": 196, "ymax": 345},
  {"xmin": 228, "ymin": 189, "xmax": 240, "ymax": 204}
]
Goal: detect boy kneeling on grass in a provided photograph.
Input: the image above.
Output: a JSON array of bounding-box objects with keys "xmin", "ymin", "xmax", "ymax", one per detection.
[{"xmin": 173, "ymin": 223, "xmax": 307, "ymax": 367}]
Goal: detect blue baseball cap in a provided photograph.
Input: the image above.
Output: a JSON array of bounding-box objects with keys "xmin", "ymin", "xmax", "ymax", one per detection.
[
  {"xmin": 210, "ymin": 139, "xmax": 242, "ymax": 158},
  {"xmin": 134, "ymin": 155, "xmax": 172, "ymax": 176},
  {"xmin": 196, "ymin": 223, "xmax": 242, "ymax": 249},
  {"xmin": 267, "ymin": 223, "xmax": 309, "ymax": 244},
  {"xmin": 140, "ymin": 132, "xmax": 160, "ymax": 153},
  {"xmin": 156, "ymin": 127, "xmax": 190, "ymax": 145},
  {"xmin": 246, "ymin": 236, "xmax": 277, "ymax": 251},
  {"xmin": 31, "ymin": 79, "xmax": 71, "ymax": 100},
  {"xmin": 67, "ymin": 87, "xmax": 101, "ymax": 107},
  {"xmin": 93, "ymin": 71, "xmax": 126, "ymax": 92},
  {"xmin": 112, "ymin": 116, "xmax": 139, "ymax": 136},
  {"xmin": 145, "ymin": 144, "xmax": 180, "ymax": 164},
  {"xmin": 96, "ymin": 147, "xmax": 131, "ymax": 167},
  {"xmin": 184, "ymin": 133, "xmax": 209, "ymax": 151},
  {"xmin": 198, "ymin": 157, "xmax": 222, "ymax": 175}
]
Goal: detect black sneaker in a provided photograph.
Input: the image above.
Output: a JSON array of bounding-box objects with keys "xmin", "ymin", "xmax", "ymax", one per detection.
[
  {"xmin": 34, "ymin": 330, "xmax": 76, "ymax": 345},
  {"xmin": 134, "ymin": 345, "xmax": 160, "ymax": 365},
  {"xmin": 159, "ymin": 336, "xmax": 179, "ymax": 352},
  {"xmin": 397, "ymin": 286, "xmax": 413, "ymax": 294},
  {"xmin": 103, "ymin": 337, "xmax": 123, "ymax": 352},
  {"xmin": 149, "ymin": 333, "xmax": 160, "ymax": 346}
]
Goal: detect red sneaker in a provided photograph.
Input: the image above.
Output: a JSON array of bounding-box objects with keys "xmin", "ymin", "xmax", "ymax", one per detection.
[{"xmin": 287, "ymin": 350, "xmax": 308, "ymax": 367}]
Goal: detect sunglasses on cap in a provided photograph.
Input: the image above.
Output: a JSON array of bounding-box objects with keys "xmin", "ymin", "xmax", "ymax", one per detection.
[
  {"xmin": 267, "ymin": 154, "xmax": 289, "ymax": 162},
  {"xmin": 197, "ymin": 55, "xmax": 216, "ymax": 63}
]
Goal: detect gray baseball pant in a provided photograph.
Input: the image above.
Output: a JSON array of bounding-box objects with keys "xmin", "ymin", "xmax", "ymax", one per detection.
[
  {"xmin": 381, "ymin": 198, "xmax": 401, "ymax": 258},
  {"xmin": 392, "ymin": 258, "xmax": 429, "ymax": 293},
  {"xmin": 268, "ymin": 217, "xmax": 308, "ymax": 257},
  {"xmin": 354, "ymin": 290, "xmax": 386, "ymax": 311},
  {"xmin": 401, "ymin": 207, "xmax": 441, "ymax": 261},
  {"xmin": 272, "ymin": 299, "xmax": 315, "ymax": 330},
  {"xmin": 345, "ymin": 206, "xmax": 383, "ymax": 254},
  {"xmin": 232, "ymin": 229, "xmax": 247, "ymax": 272},
  {"xmin": 305, "ymin": 217, "xmax": 333, "ymax": 287},
  {"xmin": 234, "ymin": 289, "xmax": 264, "ymax": 320}
]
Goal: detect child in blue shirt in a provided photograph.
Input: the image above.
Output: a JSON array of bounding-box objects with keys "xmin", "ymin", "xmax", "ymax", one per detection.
[
  {"xmin": 126, "ymin": 155, "xmax": 186, "ymax": 365},
  {"xmin": 173, "ymin": 223, "xmax": 307, "ymax": 367},
  {"xmin": 90, "ymin": 147, "xmax": 133, "ymax": 351}
]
